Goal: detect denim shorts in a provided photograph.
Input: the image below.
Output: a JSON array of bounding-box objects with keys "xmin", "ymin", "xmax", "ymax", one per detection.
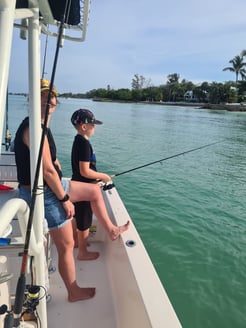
[{"xmin": 18, "ymin": 178, "xmax": 72, "ymax": 230}]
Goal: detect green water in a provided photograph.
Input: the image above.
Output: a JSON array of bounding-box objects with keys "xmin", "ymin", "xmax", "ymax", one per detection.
[{"xmin": 6, "ymin": 96, "xmax": 246, "ymax": 327}]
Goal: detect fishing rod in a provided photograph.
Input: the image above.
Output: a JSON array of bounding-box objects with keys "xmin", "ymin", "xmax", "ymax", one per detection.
[
  {"xmin": 111, "ymin": 140, "xmax": 223, "ymax": 178},
  {"xmin": 11, "ymin": 3, "xmax": 70, "ymax": 327}
]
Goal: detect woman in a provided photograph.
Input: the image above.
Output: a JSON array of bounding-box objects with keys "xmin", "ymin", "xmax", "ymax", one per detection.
[{"xmin": 14, "ymin": 79, "xmax": 129, "ymax": 302}]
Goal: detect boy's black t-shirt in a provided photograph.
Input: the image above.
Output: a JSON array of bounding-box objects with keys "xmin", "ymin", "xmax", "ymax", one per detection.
[{"xmin": 71, "ymin": 134, "xmax": 97, "ymax": 183}]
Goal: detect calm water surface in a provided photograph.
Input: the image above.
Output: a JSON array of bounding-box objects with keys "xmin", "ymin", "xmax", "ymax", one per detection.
[{"xmin": 5, "ymin": 96, "xmax": 246, "ymax": 328}]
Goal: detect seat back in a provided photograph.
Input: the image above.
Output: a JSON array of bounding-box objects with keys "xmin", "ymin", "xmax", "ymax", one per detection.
[{"xmin": 0, "ymin": 152, "xmax": 17, "ymax": 182}]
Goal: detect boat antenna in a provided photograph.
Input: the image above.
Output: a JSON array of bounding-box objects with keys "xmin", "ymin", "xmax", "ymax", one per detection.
[
  {"xmin": 12, "ymin": 2, "xmax": 71, "ymax": 326},
  {"xmin": 111, "ymin": 140, "xmax": 223, "ymax": 178},
  {"xmin": 41, "ymin": 33, "xmax": 49, "ymax": 79},
  {"xmin": 1, "ymin": 89, "xmax": 11, "ymax": 151}
]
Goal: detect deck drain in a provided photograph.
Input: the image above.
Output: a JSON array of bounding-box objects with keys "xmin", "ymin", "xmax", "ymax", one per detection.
[{"xmin": 126, "ymin": 240, "xmax": 136, "ymax": 247}]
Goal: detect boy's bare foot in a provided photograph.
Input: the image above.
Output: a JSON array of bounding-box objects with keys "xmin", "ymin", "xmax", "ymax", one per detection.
[
  {"xmin": 68, "ymin": 287, "xmax": 96, "ymax": 302},
  {"xmin": 77, "ymin": 251, "xmax": 100, "ymax": 261},
  {"xmin": 111, "ymin": 220, "xmax": 130, "ymax": 241},
  {"xmin": 74, "ymin": 241, "xmax": 90, "ymax": 249},
  {"xmin": 74, "ymin": 238, "xmax": 91, "ymax": 248}
]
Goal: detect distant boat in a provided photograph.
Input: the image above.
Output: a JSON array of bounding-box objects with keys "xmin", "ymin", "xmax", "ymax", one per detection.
[{"xmin": 0, "ymin": 1, "xmax": 182, "ymax": 327}]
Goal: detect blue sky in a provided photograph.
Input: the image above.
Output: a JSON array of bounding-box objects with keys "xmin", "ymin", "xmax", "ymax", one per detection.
[{"xmin": 9, "ymin": 0, "xmax": 246, "ymax": 93}]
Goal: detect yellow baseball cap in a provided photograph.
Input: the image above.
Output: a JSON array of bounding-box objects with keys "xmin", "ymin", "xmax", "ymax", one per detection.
[{"xmin": 40, "ymin": 78, "xmax": 58, "ymax": 97}]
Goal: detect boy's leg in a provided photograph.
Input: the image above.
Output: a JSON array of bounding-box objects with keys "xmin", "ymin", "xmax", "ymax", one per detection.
[
  {"xmin": 72, "ymin": 218, "xmax": 78, "ymax": 248},
  {"xmin": 75, "ymin": 202, "xmax": 99, "ymax": 260},
  {"xmin": 69, "ymin": 181, "xmax": 130, "ymax": 240},
  {"xmin": 77, "ymin": 228, "xmax": 99, "ymax": 261}
]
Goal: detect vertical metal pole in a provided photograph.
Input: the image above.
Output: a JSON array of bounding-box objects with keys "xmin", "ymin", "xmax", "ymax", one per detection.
[{"xmin": 0, "ymin": 0, "xmax": 15, "ymax": 153}]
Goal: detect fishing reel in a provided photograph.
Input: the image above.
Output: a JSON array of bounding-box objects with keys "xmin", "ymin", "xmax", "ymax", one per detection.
[
  {"xmin": 22, "ymin": 285, "xmax": 40, "ymax": 314},
  {"xmin": 0, "ymin": 304, "xmax": 14, "ymax": 328},
  {"xmin": 0, "ymin": 285, "xmax": 41, "ymax": 327},
  {"xmin": 102, "ymin": 182, "xmax": 115, "ymax": 191}
]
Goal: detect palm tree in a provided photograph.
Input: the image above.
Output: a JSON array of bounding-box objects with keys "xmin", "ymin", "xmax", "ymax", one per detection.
[
  {"xmin": 223, "ymin": 55, "xmax": 246, "ymax": 85},
  {"xmin": 241, "ymin": 49, "xmax": 246, "ymax": 57}
]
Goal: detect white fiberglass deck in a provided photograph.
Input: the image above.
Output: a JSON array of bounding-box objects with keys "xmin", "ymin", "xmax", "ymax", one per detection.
[
  {"xmin": 48, "ymin": 241, "xmax": 118, "ymax": 327},
  {"xmin": 0, "ymin": 184, "xmax": 182, "ymax": 328}
]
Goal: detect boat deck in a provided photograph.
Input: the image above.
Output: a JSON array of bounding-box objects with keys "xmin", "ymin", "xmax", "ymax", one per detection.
[
  {"xmin": 0, "ymin": 183, "xmax": 182, "ymax": 328},
  {"xmin": 48, "ymin": 241, "xmax": 118, "ymax": 327}
]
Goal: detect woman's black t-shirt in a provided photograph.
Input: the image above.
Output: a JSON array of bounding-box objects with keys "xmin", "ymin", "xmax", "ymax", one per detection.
[{"xmin": 14, "ymin": 117, "xmax": 62, "ymax": 185}]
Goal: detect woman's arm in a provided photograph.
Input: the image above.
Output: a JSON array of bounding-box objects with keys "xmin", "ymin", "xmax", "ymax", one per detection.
[
  {"xmin": 54, "ymin": 158, "xmax": 61, "ymax": 170},
  {"xmin": 42, "ymin": 137, "xmax": 65, "ymax": 199},
  {"xmin": 23, "ymin": 128, "xmax": 74, "ymax": 218},
  {"xmin": 41, "ymin": 136, "xmax": 75, "ymax": 218}
]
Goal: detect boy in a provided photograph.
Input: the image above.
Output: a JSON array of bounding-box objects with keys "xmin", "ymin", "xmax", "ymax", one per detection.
[{"xmin": 71, "ymin": 109, "xmax": 111, "ymax": 260}]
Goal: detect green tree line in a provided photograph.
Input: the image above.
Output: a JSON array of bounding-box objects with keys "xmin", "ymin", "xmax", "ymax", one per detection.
[{"xmin": 61, "ymin": 51, "xmax": 246, "ymax": 104}]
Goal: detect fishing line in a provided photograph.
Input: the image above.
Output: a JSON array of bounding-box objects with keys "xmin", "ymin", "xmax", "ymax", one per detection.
[
  {"xmin": 12, "ymin": 2, "xmax": 71, "ymax": 326},
  {"xmin": 111, "ymin": 140, "xmax": 223, "ymax": 178}
]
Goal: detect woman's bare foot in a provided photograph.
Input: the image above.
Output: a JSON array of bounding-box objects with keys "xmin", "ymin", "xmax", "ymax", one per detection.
[
  {"xmin": 111, "ymin": 220, "xmax": 130, "ymax": 241},
  {"xmin": 68, "ymin": 287, "xmax": 96, "ymax": 302},
  {"xmin": 77, "ymin": 251, "xmax": 100, "ymax": 261}
]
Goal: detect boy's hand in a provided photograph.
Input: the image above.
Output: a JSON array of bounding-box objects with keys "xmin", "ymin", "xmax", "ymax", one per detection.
[{"xmin": 100, "ymin": 173, "xmax": 112, "ymax": 183}]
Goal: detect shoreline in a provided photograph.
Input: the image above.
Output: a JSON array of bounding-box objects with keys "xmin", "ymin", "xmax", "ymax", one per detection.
[
  {"xmin": 93, "ymin": 98, "xmax": 246, "ymax": 112},
  {"xmin": 199, "ymin": 103, "xmax": 246, "ymax": 112}
]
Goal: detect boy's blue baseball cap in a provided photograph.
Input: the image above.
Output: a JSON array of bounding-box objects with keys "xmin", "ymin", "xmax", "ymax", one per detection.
[{"xmin": 71, "ymin": 109, "xmax": 103, "ymax": 126}]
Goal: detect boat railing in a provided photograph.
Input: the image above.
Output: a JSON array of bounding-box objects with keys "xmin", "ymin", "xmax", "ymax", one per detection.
[
  {"xmin": 0, "ymin": 197, "xmax": 44, "ymax": 262},
  {"xmin": 0, "ymin": 196, "xmax": 49, "ymax": 326},
  {"xmin": 101, "ymin": 185, "xmax": 183, "ymax": 327},
  {"xmin": 0, "ymin": 150, "xmax": 49, "ymax": 326}
]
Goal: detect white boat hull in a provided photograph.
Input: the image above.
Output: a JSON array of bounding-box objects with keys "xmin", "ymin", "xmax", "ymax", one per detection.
[
  {"xmin": 45, "ymin": 184, "xmax": 182, "ymax": 327},
  {"xmin": 0, "ymin": 181, "xmax": 181, "ymax": 327}
]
